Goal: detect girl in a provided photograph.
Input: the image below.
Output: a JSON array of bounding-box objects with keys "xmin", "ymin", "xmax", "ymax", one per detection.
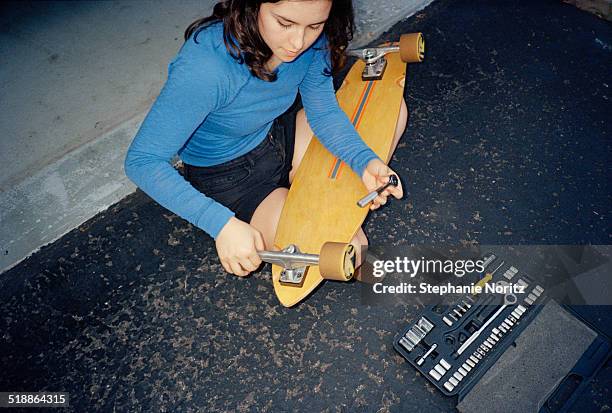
[{"xmin": 125, "ymin": 0, "xmax": 406, "ymax": 277}]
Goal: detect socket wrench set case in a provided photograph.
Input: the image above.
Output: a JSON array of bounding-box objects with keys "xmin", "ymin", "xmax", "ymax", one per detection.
[{"xmin": 393, "ymin": 252, "xmax": 611, "ymax": 399}]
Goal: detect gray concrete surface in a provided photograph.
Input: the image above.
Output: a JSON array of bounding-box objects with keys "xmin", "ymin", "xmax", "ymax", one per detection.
[{"xmin": 0, "ymin": 0, "xmax": 433, "ymax": 273}]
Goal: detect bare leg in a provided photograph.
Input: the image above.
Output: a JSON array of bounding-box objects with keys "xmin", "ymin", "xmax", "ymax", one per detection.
[
  {"xmin": 288, "ymin": 108, "xmax": 310, "ymax": 185},
  {"xmin": 392, "ymin": 98, "xmax": 408, "ymax": 157},
  {"xmin": 250, "ymin": 187, "xmax": 288, "ymax": 250}
]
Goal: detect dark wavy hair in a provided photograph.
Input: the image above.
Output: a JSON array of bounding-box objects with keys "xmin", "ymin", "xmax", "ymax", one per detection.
[{"xmin": 184, "ymin": 0, "xmax": 354, "ymax": 82}]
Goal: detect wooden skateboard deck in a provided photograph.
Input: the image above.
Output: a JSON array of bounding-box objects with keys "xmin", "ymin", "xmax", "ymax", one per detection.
[{"xmin": 272, "ymin": 48, "xmax": 410, "ymax": 307}]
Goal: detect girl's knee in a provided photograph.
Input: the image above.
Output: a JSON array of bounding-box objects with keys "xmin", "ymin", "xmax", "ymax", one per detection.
[
  {"xmin": 398, "ymin": 98, "xmax": 408, "ymax": 132},
  {"xmin": 250, "ymin": 187, "xmax": 289, "ymax": 249},
  {"xmin": 290, "ymin": 109, "xmax": 314, "ymax": 184},
  {"xmin": 358, "ymin": 229, "xmax": 369, "ymax": 247}
]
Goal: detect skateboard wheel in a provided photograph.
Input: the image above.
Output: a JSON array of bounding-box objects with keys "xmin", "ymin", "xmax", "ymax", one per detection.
[
  {"xmin": 319, "ymin": 242, "xmax": 356, "ymax": 281},
  {"xmin": 399, "ymin": 33, "xmax": 425, "ymax": 63}
]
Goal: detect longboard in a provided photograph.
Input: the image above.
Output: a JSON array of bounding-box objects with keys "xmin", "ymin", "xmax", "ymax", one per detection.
[{"xmin": 271, "ymin": 34, "xmax": 424, "ymax": 307}]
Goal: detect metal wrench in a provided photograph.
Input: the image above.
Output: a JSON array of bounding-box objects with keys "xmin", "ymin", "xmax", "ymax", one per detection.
[{"xmin": 357, "ymin": 175, "xmax": 399, "ymax": 208}]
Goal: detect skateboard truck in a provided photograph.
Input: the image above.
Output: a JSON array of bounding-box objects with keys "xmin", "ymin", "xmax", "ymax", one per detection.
[
  {"xmin": 259, "ymin": 245, "xmax": 316, "ymax": 284},
  {"xmin": 347, "ymin": 46, "xmax": 398, "ymax": 80},
  {"xmin": 260, "ymin": 242, "xmax": 356, "ymax": 285},
  {"xmin": 347, "ymin": 33, "xmax": 425, "ymax": 80}
]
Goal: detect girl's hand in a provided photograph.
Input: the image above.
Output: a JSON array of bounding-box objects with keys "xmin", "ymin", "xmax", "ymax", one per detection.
[
  {"xmin": 215, "ymin": 217, "xmax": 265, "ymax": 276},
  {"xmin": 361, "ymin": 159, "xmax": 404, "ymax": 210}
]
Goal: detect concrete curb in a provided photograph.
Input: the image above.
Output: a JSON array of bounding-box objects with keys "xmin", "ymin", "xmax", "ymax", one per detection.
[{"xmin": 0, "ymin": 114, "xmax": 142, "ymax": 272}]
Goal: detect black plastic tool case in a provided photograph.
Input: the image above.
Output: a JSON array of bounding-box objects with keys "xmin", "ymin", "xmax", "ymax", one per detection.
[{"xmin": 393, "ymin": 252, "xmax": 611, "ymax": 406}]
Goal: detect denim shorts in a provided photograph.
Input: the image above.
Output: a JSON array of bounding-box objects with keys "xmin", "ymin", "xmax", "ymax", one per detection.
[{"xmin": 183, "ymin": 101, "xmax": 301, "ymax": 223}]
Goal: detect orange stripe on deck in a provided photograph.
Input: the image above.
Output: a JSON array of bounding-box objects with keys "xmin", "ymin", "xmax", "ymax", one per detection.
[
  {"xmin": 336, "ymin": 161, "xmax": 346, "ymax": 178},
  {"xmin": 330, "ymin": 79, "xmax": 377, "ymax": 180},
  {"xmin": 327, "ymin": 158, "xmax": 337, "ymax": 178},
  {"xmin": 336, "ymin": 80, "xmax": 378, "ymax": 180},
  {"xmin": 354, "ymin": 80, "xmax": 378, "ymax": 131},
  {"xmin": 350, "ymin": 81, "xmax": 370, "ymax": 122}
]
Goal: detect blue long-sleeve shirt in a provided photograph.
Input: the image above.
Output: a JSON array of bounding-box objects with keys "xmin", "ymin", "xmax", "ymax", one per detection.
[{"xmin": 125, "ymin": 22, "xmax": 379, "ymax": 239}]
